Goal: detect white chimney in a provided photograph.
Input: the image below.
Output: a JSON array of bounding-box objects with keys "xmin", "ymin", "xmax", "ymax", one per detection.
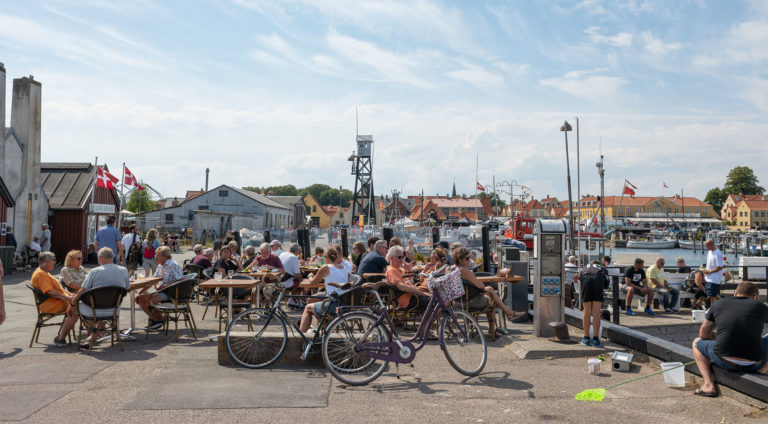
[
  {"xmin": 0, "ymin": 62, "xmax": 5, "ymax": 139},
  {"xmin": 11, "ymin": 76, "xmax": 42, "ymax": 191}
]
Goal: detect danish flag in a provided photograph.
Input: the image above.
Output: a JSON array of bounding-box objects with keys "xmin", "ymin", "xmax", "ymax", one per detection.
[
  {"xmin": 124, "ymin": 166, "xmax": 145, "ymax": 191},
  {"xmin": 96, "ymin": 166, "xmax": 119, "ymax": 189},
  {"xmin": 476, "ymin": 181, "xmax": 485, "ymax": 192}
]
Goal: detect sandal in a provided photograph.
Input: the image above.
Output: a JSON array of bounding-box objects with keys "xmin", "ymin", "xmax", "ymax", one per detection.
[
  {"xmin": 693, "ymin": 387, "xmax": 718, "ymax": 397},
  {"xmin": 506, "ymin": 310, "xmax": 526, "ymax": 321}
]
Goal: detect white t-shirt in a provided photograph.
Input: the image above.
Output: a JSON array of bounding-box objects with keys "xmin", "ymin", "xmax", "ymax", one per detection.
[
  {"xmin": 279, "ymin": 251, "xmax": 301, "ymax": 277},
  {"xmin": 30, "ymin": 241, "xmax": 42, "ymax": 252},
  {"xmin": 121, "ymin": 233, "xmax": 140, "ymax": 255},
  {"xmin": 705, "ymin": 248, "xmax": 724, "ymax": 284}
]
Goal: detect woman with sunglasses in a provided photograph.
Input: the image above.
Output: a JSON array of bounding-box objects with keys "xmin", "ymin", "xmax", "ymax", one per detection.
[
  {"xmin": 60, "ymin": 250, "xmax": 89, "ymax": 292},
  {"xmin": 385, "ymin": 245, "xmax": 431, "ymax": 310},
  {"xmin": 452, "ymin": 245, "xmax": 525, "ymax": 321}
]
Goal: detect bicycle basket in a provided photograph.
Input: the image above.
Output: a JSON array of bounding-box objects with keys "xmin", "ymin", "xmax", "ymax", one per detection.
[{"xmin": 427, "ymin": 270, "xmax": 465, "ymax": 301}]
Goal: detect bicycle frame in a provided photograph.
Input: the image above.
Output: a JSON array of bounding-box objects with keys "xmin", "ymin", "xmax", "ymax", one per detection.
[{"xmin": 335, "ymin": 287, "xmax": 467, "ymax": 364}]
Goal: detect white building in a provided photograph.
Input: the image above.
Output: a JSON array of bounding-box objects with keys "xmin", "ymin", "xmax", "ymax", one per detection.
[{"xmin": 0, "ymin": 62, "xmax": 49, "ymax": 254}]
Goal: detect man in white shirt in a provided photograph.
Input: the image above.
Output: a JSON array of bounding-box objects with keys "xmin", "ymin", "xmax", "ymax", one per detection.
[
  {"xmin": 29, "ymin": 236, "xmax": 42, "ymax": 256},
  {"xmin": 121, "ymin": 225, "xmax": 141, "ymax": 258},
  {"xmin": 40, "ymin": 224, "xmax": 52, "ymax": 252},
  {"xmin": 702, "ymin": 239, "xmax": 724, "ymax": 305},
  {"xmin": 279, "ymin": 243, "xmax": 303, "ymax": 309}
]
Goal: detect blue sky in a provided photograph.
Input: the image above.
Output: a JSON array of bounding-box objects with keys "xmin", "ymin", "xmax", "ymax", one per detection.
[{"xmin": 1, "ymin": 0, "xmax": 767, "ymax": 202}]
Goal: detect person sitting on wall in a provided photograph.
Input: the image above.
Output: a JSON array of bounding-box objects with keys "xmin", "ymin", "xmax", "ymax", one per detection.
[{"xmin": 692, "ymin": 282, "xmax": 768, "ymax": 397}]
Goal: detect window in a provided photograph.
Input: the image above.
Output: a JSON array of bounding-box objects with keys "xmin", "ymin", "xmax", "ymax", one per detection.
[
  {"xmin": 198, "ymin": 205, "xmax": 209, "ymax": 210},
  {"xmin": 340, "ymin": 212, "xmax": 344, "ymax": 218},
  {"xmin": 165, "ymin": 214, "xmax": 174, "ymax": 224},
  {"xmin": 762, "ymin": 212, "xmax": 766, "ymax": 217},
  {"xmin": 312, "ymin": 205, "xmax": 317, "ymax": 212},
  {"xmin": 756, "ymin": 211, "xmax": 760, "ymax": 217},
  {"xmin": 218, "ymin": 190, "xmax": 229, "ymax": 197}
]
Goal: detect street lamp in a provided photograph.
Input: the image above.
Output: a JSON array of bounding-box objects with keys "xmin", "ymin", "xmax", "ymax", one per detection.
[{"xmin": 561, "ymin": 121, "xmax": 575, "ymax": 256}]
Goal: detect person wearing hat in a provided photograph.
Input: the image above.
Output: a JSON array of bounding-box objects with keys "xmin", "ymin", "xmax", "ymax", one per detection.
[
  {"xmin": 94, "ymin": 216, "xmax": 123, "ymax": 264},
  {"xmin": 270, "ymin": 239, "xmax": 283, "ymax": 257},
  {"xmin": 434, "ymin": 240, "xmax": 453, "ymax": 265}
]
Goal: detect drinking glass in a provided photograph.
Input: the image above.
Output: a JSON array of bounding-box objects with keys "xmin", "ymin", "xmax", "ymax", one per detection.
[
  {"xmin": 228, "ymin": 270, "xmax": 234, "ymax": 278},
  {"xmin": 214, "ymin": 272, "xmax": 223, "ymax": 281}
]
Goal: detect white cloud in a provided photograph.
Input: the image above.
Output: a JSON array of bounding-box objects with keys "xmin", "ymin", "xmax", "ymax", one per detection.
[
  {"xmin": 738, "ymin": 77, "xmax": 768, "ymax": 113},
  {"xmin": 540, "ymin": 71, "xmax": 626, "ymax": 101},
  {"xmin": 641, "ymin": 31, "xmax": 683, "ymax": 55},
  {"xmin": 445, "ymin": 63, "xmax": 505, "ymax": 93},
  {"xmin": 585, "ymin": 26, "xmax": 633, "ymax": 47}
]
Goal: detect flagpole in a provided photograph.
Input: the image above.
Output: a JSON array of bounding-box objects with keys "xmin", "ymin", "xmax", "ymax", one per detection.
[
  {"xmin": 89, "ymin": 157, "xmax": 98, "ymax": 251},
  {"xmin": 120, "ymin": 162, "xmax": 126, "ymax": 228},
  {"xmin": 475, "ymin": 154, "xmax": 478, "ymax": 223}
]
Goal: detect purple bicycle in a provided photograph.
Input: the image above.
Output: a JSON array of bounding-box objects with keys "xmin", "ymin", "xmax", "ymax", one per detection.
[{"xmin": 321, "ymin": 266, "xmax": 487, "ymax": 385}]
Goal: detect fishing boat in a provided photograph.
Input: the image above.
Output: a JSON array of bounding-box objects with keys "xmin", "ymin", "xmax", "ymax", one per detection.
[
  {"xmin": 626, "ymin": 239, "xmax": 676, "ymax": 249},
  {"xmin": 678, "ymin": 240, "xmax": 695, "ymax": 250}
]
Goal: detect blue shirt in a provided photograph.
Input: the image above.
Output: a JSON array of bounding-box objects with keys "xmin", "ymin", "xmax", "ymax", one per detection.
[
  {"xmin": 95, "ymin": 225, "xmax": 122, "ymax": 252},
  {"xmin": 356, "ymin": 251, "xmax": 389, "ymax": 276}
]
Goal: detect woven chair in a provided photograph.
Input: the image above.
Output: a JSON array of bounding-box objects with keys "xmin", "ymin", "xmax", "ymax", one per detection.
[
  {"xmin": 147, "ymin": 274, "xmax": 199, "ymax": 341},
  {"xmin": 76, "ymin": 286, "xmax": 127, "ymax": 354},
  {"xmin": 460, "ymin": 276, "xmax": 498, "ymax": 341},
  {"xmin": 26, "ymin": 283, "xmax": 73, "ymax": 347}
]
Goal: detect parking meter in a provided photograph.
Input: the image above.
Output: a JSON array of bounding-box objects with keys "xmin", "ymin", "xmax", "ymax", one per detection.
[{"xmin": 533, "ymin": 218, "xmax": 567, "ymax": 337}]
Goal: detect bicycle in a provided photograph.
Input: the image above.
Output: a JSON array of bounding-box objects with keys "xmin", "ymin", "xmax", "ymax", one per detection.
[
  {"xmin": 225, "ymin": 282, "xmax": 341, "ymax": 369},
  {"xmin": 321, "ymin": 265, "xmax": 487, "ymax": 385}
]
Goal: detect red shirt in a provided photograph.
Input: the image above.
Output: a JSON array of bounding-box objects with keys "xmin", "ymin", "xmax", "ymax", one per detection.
[{"xmin": 255, "ymin": 254, "xmax": 284, "ymax": 269}]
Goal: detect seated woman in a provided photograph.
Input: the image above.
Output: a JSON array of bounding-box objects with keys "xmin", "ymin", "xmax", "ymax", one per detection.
[
  {"xmin": 312, "ymin": 247, "xmax": 325, "ymax": 263},
  {"xmin": 59, "ymin": 250, "xmax": 89, "ymax": 292},
  {"xmin": 214, "ymin": 246, "xmax": 247, "ymax": 297},
  {"xmin": 452, "ymin": 245, "xmax": 525, "ymax": 321},
  {"xmin": 240, "ymin": 245, "xmax": 258, "ymax": 270},
  {"xmin": 421, "ymin": 248, "xmax": 447, "ymax": 274},
  {"xmin": 351, "ymin": 241, "xmax": 366, "ymax": 271},
  {"xmin": 299, "ymin": 248, "xmax": 350, "ymax": 333},
  {"xmin": 367, "ymin": 245, "xmax": 431, "ymax": 311}
]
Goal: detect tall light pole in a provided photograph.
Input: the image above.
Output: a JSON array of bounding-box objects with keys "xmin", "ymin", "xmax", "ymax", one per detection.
[
  {"xmin": 561, "ymin": 121, "xmax": 575, "ymax": 256},
  {"xmin": 575, "ymin": 117, "xmax": 581, "ymax": 267},
  {"xmin": 596, "ymin": 155, "xmax": 605, "ymax": 257}
]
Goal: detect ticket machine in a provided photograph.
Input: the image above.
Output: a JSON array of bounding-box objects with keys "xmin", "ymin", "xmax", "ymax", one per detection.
[{"xmin": 533, "ymin": 218, "xmax": 567, "ymax": 337}]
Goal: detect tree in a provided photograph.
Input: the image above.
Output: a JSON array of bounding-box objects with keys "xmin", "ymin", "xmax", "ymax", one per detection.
[
  {"xmin": 723, "ymin": 166, "xmax": 765, "ymax": 196},
  {"xmin": 126, "ymin": 187, "xmax": 155, "ymax": 213},
  {"xmin": 704, "ymin": 187, "xmax": 727, "ymax": 213}
]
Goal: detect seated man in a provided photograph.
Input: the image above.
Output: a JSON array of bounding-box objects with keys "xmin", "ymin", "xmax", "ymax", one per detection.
[
  {"xmin": 72, "ymin": 248, "xmax": 130, "ymax": 342},
  {"xmin": 356, "ymin": 239, "xmax": 389, "ymax": 277},
  {"xmin": 254, "ymin": 242, "xmax": 284, "ymax": 272},
  {"xmin": 192, "ymin": 247, "xmax": 214, "ymax": 270},
  {"xmin": 692, "ymin": 282, "xmax": 768, "ymax": 397},
  {"xmin": 136, "ymin": 246, "xmax": 184, "ymax": 330},
  {"xmin": 646, "ymin": 257, "xmax": 680, "ymax": 313},
  {"xmin": 30, "ymin": 252, "xmax": 78, "ymax": 346},
  {"xmin": 29, "ymin": 236, "xmax": 42, "ymax": 257},
  {"xmin": 622, "ymin": 258, "xmax": 654, "ymax": 316},
  {"xmin": 279, "ymin": 243, "xmax": 305, "ymax": 309}
]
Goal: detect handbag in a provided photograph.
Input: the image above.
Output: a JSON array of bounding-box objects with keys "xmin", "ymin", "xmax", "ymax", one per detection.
[{"xmin": 427, "ymin": 270, "xmax": 465, "ymax": 301}]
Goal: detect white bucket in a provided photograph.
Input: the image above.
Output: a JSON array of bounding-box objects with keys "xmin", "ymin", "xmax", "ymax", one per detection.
[
  {"xmin": 660, "ymin": 362, "xmax": 685, "ymax": 387},
  {"xmin": 692, "ymin": 310, "xmax": 706, "ymax": 323},
  {"xmin": 588, "ymin": 358, "xmax": 601, "ymax": 375}
]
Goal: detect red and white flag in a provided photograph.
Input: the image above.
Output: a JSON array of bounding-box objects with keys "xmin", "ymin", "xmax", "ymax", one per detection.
[
  {"xmin": 623, "ymin": 180, "xmax": 636, "ymax": 197},
  {"xmin": 663, "ymin": 182, "xmax": 669, "ymax": 189},
  {"xmin": 476, "ymin": 181, "xmax": 485, "ymax": 192},
  {"xmin": 96, "ymin": 166, "xmax": 119, "ymax": 189},
  {"xmin": 124, "ymin": 166, "xmax": 145, "ymax": 191}
]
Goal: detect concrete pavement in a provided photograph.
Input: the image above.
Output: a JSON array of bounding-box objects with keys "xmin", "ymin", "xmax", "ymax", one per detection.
[{"xmin": 0, "ymin": 248, "xmax": 764, "ymax": 423}]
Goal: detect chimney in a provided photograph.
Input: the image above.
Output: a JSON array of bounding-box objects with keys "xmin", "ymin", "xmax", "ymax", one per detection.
[
  {"xmin": 205, "ymin": 168, "xmax": 209, "ymax": 191},
  {"xmin": 11, "ymin": 76, "xmax": 42, "ymax": 191}
]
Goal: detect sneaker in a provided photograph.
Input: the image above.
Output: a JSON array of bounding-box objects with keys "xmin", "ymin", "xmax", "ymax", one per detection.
[
  {"xmin": 626, "ymin": 308, "xmax": 635, "ymax": 316},
  {"xmin": 148, "ymin": 320, "xmax": 164, "ymax": 330},
  {"xmin": 53, "ymin": 336, "xmax": 68, "ymax": 347},
  {"xmin": 591, "ymin": 338, "xmax": 603, "ymax": 348},
  {"xmin": 672, "ymin": 307, "xmax": 680, "ymax": 313},
  {"xmin": 581, "ymin": 337, "xmax": 592, "ymax": 347},
  {"xmin": 644, "ymin": 307, "xmax": 656, "ymax": 316},
  {"xmin": 664, "ymin": 308, "xmax": 672, "ymax": 313}
]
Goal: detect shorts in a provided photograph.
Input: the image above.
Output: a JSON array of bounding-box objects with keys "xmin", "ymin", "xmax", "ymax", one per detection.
[
  {"xmin": 705, "ymin": 282, "xmax": 721, "ymax": 297},
  {"xmin": 143, "ymin": 258, "xmax": 158, "ymax": 273},
  {"xmin": 581, "ymin": 279, "xmax": 605, "ymax": 303},
  {"xmin": 313, "ymin": 298, "xmax": 339, "ymax": 317},
  {"xmin": 620, "ymin": 284, "xmax": 648, "ymax": 295},
  {"xmin": 695, "ymin": 336, "xmax": 768, "ymax": 372},
  {"xmin": 157, "ymin": 292, "xmax": 170, "ymax": 302},
  {"xmin": 693, "ymin": 288, "xmax": 706, "ymax": 299}
]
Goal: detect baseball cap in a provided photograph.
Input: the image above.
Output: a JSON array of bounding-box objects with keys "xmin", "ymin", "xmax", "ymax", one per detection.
[
  {"xmin": 434, "ymin": 240, "xmax": 450, "ymax": 250},
  {"xmin": 270, "ymin": 240, "xmax": 281, "ymax": 246}
]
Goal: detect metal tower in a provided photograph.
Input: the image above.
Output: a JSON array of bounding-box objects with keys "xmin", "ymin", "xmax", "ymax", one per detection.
[{"xmin": 349, "ymin": 135, "xmax": 375, "ymax": 226}]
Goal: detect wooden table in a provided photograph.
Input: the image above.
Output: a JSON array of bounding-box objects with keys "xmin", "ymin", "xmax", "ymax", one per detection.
[
  {"xmin": 477, "ymin": 275, "xmax": 524, "ymax": 284},
  {"xmin": 199, "ymin": 280, "xmax": 261, "ymax": 324},
  {"xmin": 298, "ymin": 278, "xmax": 324, "ymax": 290},
  {"xmin": 246, "ymin": 271, "xmax": 282, "ymax": 280},
  {"xmin": 124, "ymin": 277, "xmax": 163, "ymax": 336}
]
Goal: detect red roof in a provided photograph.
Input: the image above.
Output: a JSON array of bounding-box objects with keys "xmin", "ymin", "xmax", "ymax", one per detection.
[{"xmin": 742, "ymin": 200, "xmax": 768, "ymax": 210}]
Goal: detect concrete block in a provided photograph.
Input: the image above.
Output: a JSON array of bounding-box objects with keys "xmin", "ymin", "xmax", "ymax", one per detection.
[{"xmin": 217, "ymin": 332, "xmax": 325, "ymax": 367}]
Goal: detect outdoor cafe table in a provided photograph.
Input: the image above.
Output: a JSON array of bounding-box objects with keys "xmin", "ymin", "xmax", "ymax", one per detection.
[
  {"xmin": 123, "ymin": 276, "xmax": 163, "ymax": 338},
  {"xmin": 199, "ymin": 279, "xmax": 261, "ymax": 325}
]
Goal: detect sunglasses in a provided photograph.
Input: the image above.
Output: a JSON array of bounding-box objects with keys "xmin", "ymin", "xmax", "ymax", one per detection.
[
  {"xmin": 75, "ymin": 257, "xmax": 83, "ymax": 260},
  {"xmin": 394, "ymin": 255, "xmax": 404, "ymax": 259}
]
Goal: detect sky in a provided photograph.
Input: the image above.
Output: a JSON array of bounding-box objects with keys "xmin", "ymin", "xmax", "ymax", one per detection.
[{"xmin": 1, "ymin": 0, "xmax": 767, "ymax": 203}]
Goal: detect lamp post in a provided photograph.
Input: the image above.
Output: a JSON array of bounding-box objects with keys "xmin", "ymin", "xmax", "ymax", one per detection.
[{"xmin": 561, "ymin": 121, "xmax": 575, "ymax": 256}]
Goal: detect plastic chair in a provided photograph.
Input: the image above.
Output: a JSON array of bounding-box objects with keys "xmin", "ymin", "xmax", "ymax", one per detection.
[{"xmin": 76, "ymin": 286, "xmax": 127, "ymax": 354}]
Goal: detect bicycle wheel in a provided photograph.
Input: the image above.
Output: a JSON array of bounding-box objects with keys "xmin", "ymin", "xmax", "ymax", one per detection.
[
  {"xmin": 322, "ymin": 312, "xmax": 390, "ymax": 386},
  {"xmin": 440, "ymin": 309, "xmax": 487, "ymax": 376},
  {"xmin": 226, "ymin": 307, "xmax": 287, "ymax": 369}
]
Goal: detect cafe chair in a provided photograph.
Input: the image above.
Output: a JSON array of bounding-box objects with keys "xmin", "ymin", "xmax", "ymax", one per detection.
[
  {"xmin": 460, "ymin": 273, "xmax": 499, "ymax": 341},
  {"xmin": 148, "ymin": 274, "xmax": 199, "ymax": 341},
  {"xmin": 75, "ymin": 286, "xmax": 127, "ymax": 354},
  {"xmin": 26, "ymin": 283, "xmax": 74, "ymax": 347},
  {"xmin": 183, "ymin": 263, "xmax": 208, "ymax": 303}
]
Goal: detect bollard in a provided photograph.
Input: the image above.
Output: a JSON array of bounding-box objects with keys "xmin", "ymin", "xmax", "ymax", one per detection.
[
  {"xmin": 340, "ymin": 228, "xmax": 349, "ymax": 258},
  {"xmin": 481, "ymin": 225, "xmax": 490, "ymax": 273},
  {"xmin": 382, "ymin": 227, "xmax": 393, "ymax": 245},
  {"xmin": 431, "ymin": 227, "xmax": 439, "ymax": 246},
  {"xmin": 612, "ymin": 274, "xmax": 620, "ymax": 325},
  {"xmin": 264, "ymin": 230, "xmax": 271, "ymax": 243}
]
